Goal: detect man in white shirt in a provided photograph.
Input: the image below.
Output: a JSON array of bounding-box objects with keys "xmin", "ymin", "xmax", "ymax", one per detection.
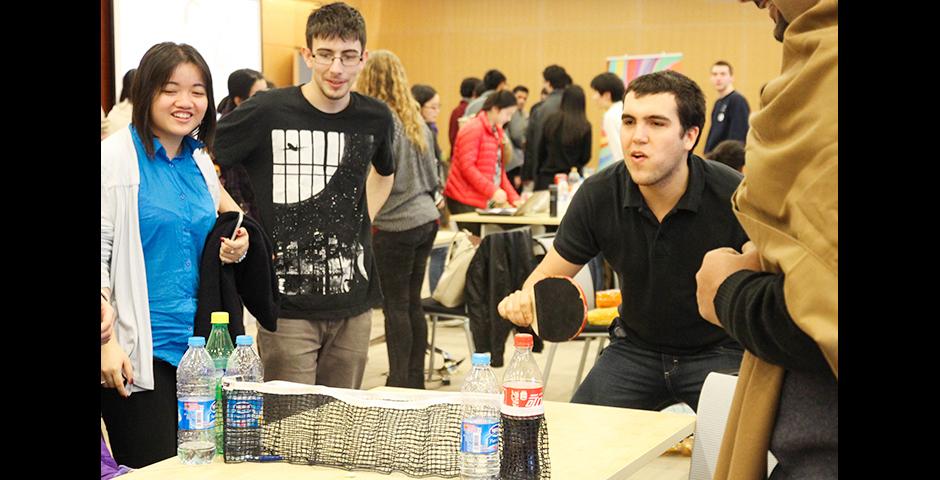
[{"xmin": 590, "ymin": 72, "xmax": 625, "ymax": 170}]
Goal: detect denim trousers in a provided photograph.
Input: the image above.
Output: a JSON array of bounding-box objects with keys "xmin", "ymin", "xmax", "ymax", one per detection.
[
  {"xmin": 571, "ymin": 335, "xmax": 744, "ymax": 412},
  {"xmin": 372, "ymin": 221, "xmax": 439, "ymax": 388}
]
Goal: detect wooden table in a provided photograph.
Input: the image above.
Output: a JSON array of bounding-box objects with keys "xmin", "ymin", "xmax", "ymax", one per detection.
[
  {"xmin": 449, "ymin": 212, "xmax": 562, "ymax": 236},
  {"xmin": 124, "ymin": 387, "xmax": 694, "ymax": 479}
]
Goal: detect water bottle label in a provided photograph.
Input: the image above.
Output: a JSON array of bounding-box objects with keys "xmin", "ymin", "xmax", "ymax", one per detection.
[
  {"xmin": 501, "ymin": 386, "xmax": 544, "ymax": 416},
  {"xmin": 461, "ymin": 419, "xmax": 499, "ymax": 454},
  {"xmin": 178, "ymin": 399, "xmax": 216, "ymax": 430},
  {"xmin": 226, "ymin": 397, "xmax": 263, "ymax": 428}
]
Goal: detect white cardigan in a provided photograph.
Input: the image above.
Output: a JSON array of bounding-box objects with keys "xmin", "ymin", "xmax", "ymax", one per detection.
[{"xmin": 100, "ymin": 126, "xmax": 220, "ymax": 393}]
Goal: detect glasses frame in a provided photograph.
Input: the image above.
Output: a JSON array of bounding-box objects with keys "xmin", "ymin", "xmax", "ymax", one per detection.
[{"xmin": 311, "ymin": 50, "xmax": 363, "ymax": 68}]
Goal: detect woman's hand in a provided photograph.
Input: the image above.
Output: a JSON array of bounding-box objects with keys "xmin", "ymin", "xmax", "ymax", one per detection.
[
  {"xmin": 490, "ymin": 189, "xmax": 508, "ymax": 207},
  {"xmin": 220, "ymin": 227, "xmax": 250, "ymax": 264},
  {"xmin": 101, "ymin": 338, "xmax": 134, "ymax": 397}
]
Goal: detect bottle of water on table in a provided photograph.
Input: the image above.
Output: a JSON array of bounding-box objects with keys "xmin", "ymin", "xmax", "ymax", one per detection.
[
  {"xmin": 224, "ymin": 335, "xmax": 264, "ymax": 462},
  {"xmin": 460, "ymin": 352, "xmax": 500, "ymax": 479},
  {"xmin": 177, "ymin": 336, "xmax": 217, "ymax": 465},
  {"xmin": 206, "ymin": 311, "xmax": 234, "ymax": 454}
]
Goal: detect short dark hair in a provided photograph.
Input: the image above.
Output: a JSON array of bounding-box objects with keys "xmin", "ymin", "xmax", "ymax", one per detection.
[
  {"xmin": 306, "ymin": 2, "xmax": 366, "ymax": 50},
  {"xmin": 543, "ymin": 65, "xmax": 569, "ymax": 89},
  {"xmin": 712, "ymin": 60, "xmax": 733, "ymax": 75},
  {"xmin": 482, "ymin": 90, "xmax": 518, "ymax": 111},
  {"xmin": 513, "ymin": 85, "xmax": 529, "ymax": 95},
  {"xmin": 707, "ymin": 140, "xmax": 745, "ymax": 171},
  {"xmin": 119, "ymin": 69, "xmax": 136, "ymax": 103},
  {"xmin": 625, "ymin": 70, "xmax": 706, "ymax": 150},
  {"xmin": 482, "ymin": 69, "xmax": 507, "ymax": 91},
  {"xmin": 460, "ymin": 77, "xmax": 482, "ymax": 98},
  {"xmin": 411, "ymin": 84, "xmax": 437, "ymax": 107},
  {"xmin": 590, "ymin": 72, "xmax": 625, "ymax": 103},
  {"xmin": 472, "ymin": 80, "xmax": 487, "ymax": 98},
  {"xmin": 131, "ymin": 42, "xmax": 216, "ymax": 159}
]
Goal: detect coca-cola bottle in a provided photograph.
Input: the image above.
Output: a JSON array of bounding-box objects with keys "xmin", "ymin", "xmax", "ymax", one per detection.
[{"xmin": 500, "ymin": 333, "xmax": 545, "ymax": 479}]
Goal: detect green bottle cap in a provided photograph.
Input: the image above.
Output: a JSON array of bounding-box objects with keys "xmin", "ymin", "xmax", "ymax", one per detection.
[{"xmin": 211, "ymin": 311, "xmax": 230, "ymax": 325}]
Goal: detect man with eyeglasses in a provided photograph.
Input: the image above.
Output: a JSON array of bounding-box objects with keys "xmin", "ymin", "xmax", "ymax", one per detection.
[
  {"xmin": 214, "ymin": 2, "xmax": 395, "ymax": 390},
  {"xmin": 695, "ymin": 0, "xmax": 837, "ymax": 478}
]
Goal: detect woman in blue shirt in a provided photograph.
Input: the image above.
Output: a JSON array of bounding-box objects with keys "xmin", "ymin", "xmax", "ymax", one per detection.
[{"xmin": 100, "ymin": 42, "xmax": 249, "ymax": 468}]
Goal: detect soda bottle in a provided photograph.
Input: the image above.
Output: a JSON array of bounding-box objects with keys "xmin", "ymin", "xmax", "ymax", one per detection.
[
  {"xmin": 500, "ymin": 333, "xmax": 545, "ymax": 479},
  {"xmin": 206, "ymin": 311, "xmax": 234, "ymax": 454},
  {"xmin": 224, "ymin": 335, "xmax": 264, "ymax": 462},
  {"xmin": 460, "ymin": 353, "xmax": 500, "ymax": 479},
  {"xmin": 177, "ymin": 336, "xmax": 217, "ymax": 465}
]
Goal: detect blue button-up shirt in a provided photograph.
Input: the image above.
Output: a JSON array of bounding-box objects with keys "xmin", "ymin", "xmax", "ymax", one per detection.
[{"xmin": 133, "ymin": 127, "xmax": 216, "ymax": 367}]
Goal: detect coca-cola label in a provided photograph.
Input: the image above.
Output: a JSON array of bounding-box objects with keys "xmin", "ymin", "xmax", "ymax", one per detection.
[{"xmin": 501, "ymin": 386, "xmax": 544, "ymax": 416}]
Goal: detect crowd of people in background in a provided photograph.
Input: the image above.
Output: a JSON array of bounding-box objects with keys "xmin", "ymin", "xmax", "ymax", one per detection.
[{"xmin": 101, "ymin": 1, "xmax": 836, "ymax": 477}]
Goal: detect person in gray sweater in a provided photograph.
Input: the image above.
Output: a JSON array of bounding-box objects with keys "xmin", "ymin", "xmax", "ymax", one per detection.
[{"xmin": 357, "ymin": 50, "xmax": 441, "ymax": 388}]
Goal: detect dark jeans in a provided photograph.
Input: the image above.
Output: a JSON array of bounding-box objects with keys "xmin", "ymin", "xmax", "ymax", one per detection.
[
  {"xmin": 101, "ymin": 358, "xmax": 178, "ymax": 468},
  {"xmin": 445, "ymin": 197, "xmax": 481, "ymax": 236},
  {"xmin": 373, "ymin": 221, "xmax": 439, "ymax": 388},
  {"xmin": 571, "ymin": 336, "xmax": 743, "ymax": 412}
]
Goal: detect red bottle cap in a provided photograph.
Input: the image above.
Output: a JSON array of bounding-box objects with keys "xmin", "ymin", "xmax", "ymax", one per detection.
[{"xmin": 514, "ymin": 333, "xmax": 533, "ymax": 348}]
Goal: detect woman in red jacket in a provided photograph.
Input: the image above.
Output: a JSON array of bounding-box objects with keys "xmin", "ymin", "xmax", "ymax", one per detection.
[{"xmin": 443, "ymin": 90, "xmax": 520, "ymax": 235}]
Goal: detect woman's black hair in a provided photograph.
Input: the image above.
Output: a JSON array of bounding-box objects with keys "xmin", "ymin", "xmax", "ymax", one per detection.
[
  {"xmin": 130, "ymin": 42, "xmax": 216, "ymax": 158},
  {"xmin": 411, "ymin": 84, "xmax": 437, "ymax": 107},
  {"xmin": 482, "ymin": 90, "xmax": 517, "ymax": 111},
  {"xmin": 544, "ymin": 84, "xmax": 590, "ymax": 146},
  {"xmin": 217, "ymin": 68, "xmax": 264, "ymax": 116},
  {"xmin": 119, "ymin": 69, "xmax": 136, "ymax": 103}
]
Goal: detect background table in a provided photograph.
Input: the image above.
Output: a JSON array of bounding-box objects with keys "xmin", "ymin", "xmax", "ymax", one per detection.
[{"xmin": 124, "ymin": 387, "xmax": 694, "ymax": 479}]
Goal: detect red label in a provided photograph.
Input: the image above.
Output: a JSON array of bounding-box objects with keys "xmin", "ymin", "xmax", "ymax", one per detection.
[{"xmin": 503, "ymin": 386, "xmax": 543, "ymax": 409}]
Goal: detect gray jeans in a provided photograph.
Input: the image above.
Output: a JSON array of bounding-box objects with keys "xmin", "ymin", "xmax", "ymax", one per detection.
[{"xmin": 257, "ymin": 311, "xmax": 372, "ymax": 389}]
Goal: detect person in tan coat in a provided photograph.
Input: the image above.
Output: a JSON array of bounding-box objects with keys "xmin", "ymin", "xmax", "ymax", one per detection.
[{"xmin": 695, "ymin": 0, "xmax": 837, "ymax": 478}]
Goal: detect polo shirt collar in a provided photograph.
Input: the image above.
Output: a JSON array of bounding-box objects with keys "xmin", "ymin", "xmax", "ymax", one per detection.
[
  {"xmin": 621, "ymin": 153, "xmax": 705, "ymax": 213},
  {"xmin": 130, "ymin": 126, "xmax": 205, "ymax": 161}
]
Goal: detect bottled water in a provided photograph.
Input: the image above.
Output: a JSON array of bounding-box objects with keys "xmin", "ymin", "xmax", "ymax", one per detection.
[
  {"xmin": 460, "ymin": 353, "xmax": 500, "ymax": 480},
  {"xmin": 177, "ymin": 336, "xmax": 217, "ymax": 465},
  {"xmin": 223, "ymin": 335, "xmax": 264, "ymax": 462},
  {"xmin": 500, "ymin": 333, "xmax": 545, "ymax": 479},
  {"xmin": 206, "ymin": 312, "xmax": 234, "ymax": 454}
]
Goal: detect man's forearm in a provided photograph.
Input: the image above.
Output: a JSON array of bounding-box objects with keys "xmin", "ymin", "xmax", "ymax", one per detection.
[{"xmin": 366, "ymin": 170, "xmax": 394, "ymax": 221}]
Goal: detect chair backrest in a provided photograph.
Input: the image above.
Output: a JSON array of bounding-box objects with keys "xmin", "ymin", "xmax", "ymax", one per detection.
[{"xmin": 688, "ymin": 372, "xmax": 738, "ymax": 480}]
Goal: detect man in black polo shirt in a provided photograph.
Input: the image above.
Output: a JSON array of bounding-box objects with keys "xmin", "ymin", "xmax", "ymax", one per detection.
[{"xmin": 498, "ymin": 70, "xmax": 747, "ymax": 411}]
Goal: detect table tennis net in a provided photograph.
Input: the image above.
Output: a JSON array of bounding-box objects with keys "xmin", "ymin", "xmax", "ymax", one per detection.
[{"xmin": 222, "ymin": 381, "xmax": 550, "ymax": 478}]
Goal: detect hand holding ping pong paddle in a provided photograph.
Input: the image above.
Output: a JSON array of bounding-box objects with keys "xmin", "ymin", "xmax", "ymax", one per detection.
[{"xmin": 498, "ymin": 276, "xmax": 588, "ymax": 342}]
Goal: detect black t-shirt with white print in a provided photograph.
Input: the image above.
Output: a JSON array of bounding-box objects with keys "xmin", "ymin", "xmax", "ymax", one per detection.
[{"xmin": 215, "ymin": 86, "xmax": 395, "ymax": 320}]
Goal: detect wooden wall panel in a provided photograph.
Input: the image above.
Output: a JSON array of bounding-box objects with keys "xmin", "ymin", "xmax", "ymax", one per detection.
[{"xmin": 261, "ymin": 0, "xmax": 783, "ymax": 160}]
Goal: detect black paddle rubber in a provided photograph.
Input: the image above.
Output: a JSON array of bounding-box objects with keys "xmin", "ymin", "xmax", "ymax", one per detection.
[{"xmin": 532, "ymin": 276, "xmax": 588, "ymax": 342}]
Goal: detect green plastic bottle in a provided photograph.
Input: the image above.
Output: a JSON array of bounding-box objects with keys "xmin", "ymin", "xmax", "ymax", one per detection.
[{"xmin": 206, "ymin": 311, "xmax": 234, "ymax": 455}]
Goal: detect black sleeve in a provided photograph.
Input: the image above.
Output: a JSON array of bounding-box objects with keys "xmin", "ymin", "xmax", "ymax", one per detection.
[
  {"xmin": 727, "ymin": 95, "xmax": 751, "ymax": 143},
  {"xmin": 523, "ymin": 109, "xmax": 541, "ymax": 182},
  {"xmin": 215, "ymin": 97, "xmax": 264, "ymax": 168},
  {"xmin": 371, "ymin": 109, "xmax": 395, "ymax": 176},
  {"xmin": 579, "ymin": 128, "xmax": 592, "ymax": 169},
  {"xmin": 714, "ymin": 270, "xmax": 829, "ymax": 372},
  {"xmin": 552, "ymin": 183, "xmax": 599, "ymax": 266}
]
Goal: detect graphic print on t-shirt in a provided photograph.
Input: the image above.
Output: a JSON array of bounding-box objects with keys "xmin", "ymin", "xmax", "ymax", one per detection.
[{"xmin": 271, "ymin": 129, "xmax": 375, "ymax": 297}]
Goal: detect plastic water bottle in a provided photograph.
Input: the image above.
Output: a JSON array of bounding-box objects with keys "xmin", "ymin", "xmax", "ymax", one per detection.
[
  {"xmin": 500, "ymin": 333, "xmax": 545, "ymax": 479},
  {"xmin": 177, "ymin": 336, "xmax": 217, "ymax": 465},
  {"xmin": 224, "ymin": 335, "xmax": 264, "ymax": 462},
  {"xmin": 460, "ymin": 353, "xmax": 501, "ymax": 479},
  {"xmin": 206, "ymin": 312, "xmax": 234, "ymax": 454},
  {"xmin": 567, "ymin": 167, "xmax": 582, "ymax": 196}
]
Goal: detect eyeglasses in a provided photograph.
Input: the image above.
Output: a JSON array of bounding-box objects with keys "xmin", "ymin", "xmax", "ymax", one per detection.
[{"xmin": 312, "ymin": 50, "xmax": 363, "ymax": 67}]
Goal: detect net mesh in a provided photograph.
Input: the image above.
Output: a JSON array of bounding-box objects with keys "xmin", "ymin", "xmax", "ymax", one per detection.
[{"xmin": 223, "ymin": 381, "xmax": 550, "ymax": 478}]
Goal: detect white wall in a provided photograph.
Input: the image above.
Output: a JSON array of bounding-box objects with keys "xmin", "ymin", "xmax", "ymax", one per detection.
[{"xmin": 113, "ymin": 0, "xmax": 262, "ymax": 106}]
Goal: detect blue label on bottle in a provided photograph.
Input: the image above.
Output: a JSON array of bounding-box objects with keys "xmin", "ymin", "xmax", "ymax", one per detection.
[
  {"xmin": 226, "ymin": 397, "xmax": 262, "ymax": 428},
  {"xmin": 177, "ymin": 399, "xmax": 216, "ymax": 430},
  {"xmin": 461, "ymin": 418, "xmax": 499, "ymax": 454}
]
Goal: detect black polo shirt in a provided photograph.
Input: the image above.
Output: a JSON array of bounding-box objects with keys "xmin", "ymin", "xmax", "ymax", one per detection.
[{"xmin": 554, "ymin": 154, "xmax": 748, "ymax": 355}]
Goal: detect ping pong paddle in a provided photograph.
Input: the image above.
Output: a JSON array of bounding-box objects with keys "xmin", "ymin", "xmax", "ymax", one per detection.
[{"xmin": 531, "ymin": 276, "xmax": 588, "ymax": 342}]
